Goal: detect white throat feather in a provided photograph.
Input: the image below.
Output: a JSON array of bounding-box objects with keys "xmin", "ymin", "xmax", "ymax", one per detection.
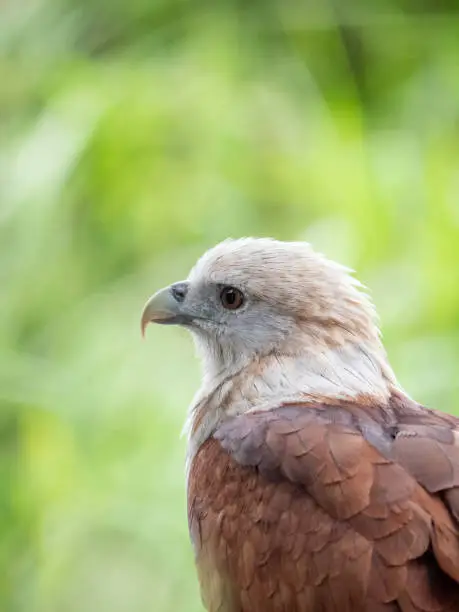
[{"xmin": 184, "ymin": 339, "xmax": 398, "ymax": 472}]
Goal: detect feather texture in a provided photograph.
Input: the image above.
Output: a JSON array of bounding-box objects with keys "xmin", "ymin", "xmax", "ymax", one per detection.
[{"xmin": 188, "ymin": 393, "xmax": 459, "ymax": 611}]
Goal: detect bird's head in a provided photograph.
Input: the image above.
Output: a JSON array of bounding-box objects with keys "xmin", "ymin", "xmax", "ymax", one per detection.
[{"xmin": 141, "ymin": 238, "xmax": 387, "ymax": 381}]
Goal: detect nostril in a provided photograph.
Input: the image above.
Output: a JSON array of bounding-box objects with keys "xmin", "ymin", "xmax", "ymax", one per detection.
[{"xmin": 170, "ymin": 282, "xmax": 188, "ymax": 303}]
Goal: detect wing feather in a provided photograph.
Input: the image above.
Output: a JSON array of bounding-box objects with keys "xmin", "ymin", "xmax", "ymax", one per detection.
[{"xmin": 188, "ymin": 399, "xmax": 459, "ymax": 611}]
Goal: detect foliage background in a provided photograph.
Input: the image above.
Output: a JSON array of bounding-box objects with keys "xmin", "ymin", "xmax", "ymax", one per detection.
[{"xmin": 1, "ymin": 1, "xmax": 459, "ymax": 611}]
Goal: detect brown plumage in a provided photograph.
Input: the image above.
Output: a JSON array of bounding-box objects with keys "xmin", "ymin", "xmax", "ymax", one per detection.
[{"xmin": 141, "ymin": 238, "xmax": 459, "ymax": 611}]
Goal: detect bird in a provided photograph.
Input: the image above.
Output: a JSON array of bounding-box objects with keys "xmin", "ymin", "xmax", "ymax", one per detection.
[{"xmin": 141, "ymin": 238, "xmax": 459, "ymax": 612}]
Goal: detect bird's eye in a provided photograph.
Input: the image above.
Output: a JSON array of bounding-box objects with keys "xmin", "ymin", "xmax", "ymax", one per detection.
[{"xmin": 220, "ymin": 286, "xmax": 244, "ymax": 310}]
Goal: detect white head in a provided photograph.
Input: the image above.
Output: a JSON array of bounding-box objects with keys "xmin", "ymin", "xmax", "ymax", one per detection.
[{"xmin": 141, "ymin": 238, "xmax": 398, "ymax": 453}]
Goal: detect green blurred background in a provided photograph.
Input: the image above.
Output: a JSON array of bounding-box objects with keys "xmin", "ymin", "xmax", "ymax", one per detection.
[{"xmin": 2, "ymin": 1, "xmax": 459, "ymax": 610}]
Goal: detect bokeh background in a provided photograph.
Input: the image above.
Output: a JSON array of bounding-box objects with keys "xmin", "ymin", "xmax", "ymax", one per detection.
[{"xmin": 2, "ymin": 1, "xmax": 459, "ymax": 611}]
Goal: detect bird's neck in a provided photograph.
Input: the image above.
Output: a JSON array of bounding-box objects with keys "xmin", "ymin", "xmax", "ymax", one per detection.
[{"xmin": 184, "ymin": 341, "xmax": 398, "ymax": 469}]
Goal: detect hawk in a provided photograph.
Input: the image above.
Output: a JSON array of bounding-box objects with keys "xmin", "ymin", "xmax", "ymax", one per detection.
[{"xmin": 141, "ymin": 238, "xmax": 459, "ymax": 612}]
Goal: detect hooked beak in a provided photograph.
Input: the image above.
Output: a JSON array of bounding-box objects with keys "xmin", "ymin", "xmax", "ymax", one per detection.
[{"xmin": 141, "ymin": 282, "xmax": 190, "ymax": 337}]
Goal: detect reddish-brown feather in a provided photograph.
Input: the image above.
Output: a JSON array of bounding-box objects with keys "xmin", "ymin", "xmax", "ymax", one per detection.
[{"xmin": 188, "ymin": 395, "xmax": 459, "ymax": 611}]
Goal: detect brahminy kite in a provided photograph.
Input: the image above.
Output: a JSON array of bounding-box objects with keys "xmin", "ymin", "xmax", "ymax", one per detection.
[{"xmin": 141, "ymin": 238, "xmax": 459, "ymax": 612}]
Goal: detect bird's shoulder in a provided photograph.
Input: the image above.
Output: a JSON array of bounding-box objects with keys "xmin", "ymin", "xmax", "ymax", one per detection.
[
  {"xmin": 212, "ymin": 391, "xmax": 459, "ymax": 492},
  {"xmin": 209, "ymin": 392, "xmax": 459, "ymax": 519},
  {"xmin": 188, "ymin": 393, "xmax": 459, "ymax": 611}
]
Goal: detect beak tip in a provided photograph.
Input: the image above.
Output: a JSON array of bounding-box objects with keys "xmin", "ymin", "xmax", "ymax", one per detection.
[
  {"xmin": 140, "ymin": 316, "xmax": 149, "ymax": 339},
  {"xmin": 141, "ymin": 285, "xmax": 185, "ymax": 336}
]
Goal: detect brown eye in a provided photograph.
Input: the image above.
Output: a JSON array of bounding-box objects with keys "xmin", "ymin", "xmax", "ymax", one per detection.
[{"xmin": 220, "ymin": 286, "xmax": 244, "ymax": 310}]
